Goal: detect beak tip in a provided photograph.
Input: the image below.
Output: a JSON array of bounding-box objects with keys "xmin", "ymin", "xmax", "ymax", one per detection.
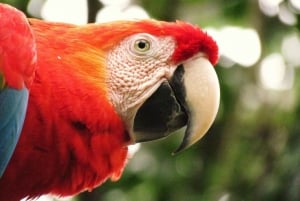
[
  {"xmin": 172, "ymin": 144, "xmax": 188, "ymax": 155},
  {"xmin": 172, "ymin": 128, "xmax": 202, "ymax": 155}
]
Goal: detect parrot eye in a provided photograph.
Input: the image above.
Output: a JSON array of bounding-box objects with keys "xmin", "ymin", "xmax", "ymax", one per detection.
[
  {"xmin": 128, "ymin": 33, "xmax": 156, "ymax": 57},
  {"xmin": 134, "ymin": 39, "xmax": 151, "ymax": 53}
]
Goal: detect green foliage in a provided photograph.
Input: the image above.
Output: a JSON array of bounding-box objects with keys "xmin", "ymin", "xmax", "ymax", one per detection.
[
  {"xmin": 0, "ymin": 0, "xmax": 30, "ymax": 13},
  {"xmin": 139, "ymin": 0, "xmax": 180, "ymax": 20}
]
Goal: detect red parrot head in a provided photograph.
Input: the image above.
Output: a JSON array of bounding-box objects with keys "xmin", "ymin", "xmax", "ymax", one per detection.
[
  {"xmin": 30, "ymin": 19, "xmax": 219, "ymax": 153},
  {"xmin": 86, "ymin": 20, "xmax": 220, "ymax": 152}
]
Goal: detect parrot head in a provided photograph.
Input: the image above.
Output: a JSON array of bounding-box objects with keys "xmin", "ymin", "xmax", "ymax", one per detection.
[
  {"xmin": 30, "ymin": 19, "xmax": 219, "ymax": 153},
  {"xmin": 0, "ymin": 3, "xmax": 37, "ymax": 89},
  {"xmin": 92, "ymin": 20, "xmax": 220, "ymax": 152}
]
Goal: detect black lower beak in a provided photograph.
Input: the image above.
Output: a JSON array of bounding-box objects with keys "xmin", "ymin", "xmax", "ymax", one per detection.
[{"xmin": 133, "ymin": 67, "xmax": 188, "ymax": 142}]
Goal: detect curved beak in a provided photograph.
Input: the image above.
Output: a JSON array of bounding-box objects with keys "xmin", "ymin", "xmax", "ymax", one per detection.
[
  {"xmin": 133, "ymin": 55, "xmax": 220, "ymax": 153},
  {"xmin": 172, "ymin": 55, "xmax": 220, "ymax": 153}
]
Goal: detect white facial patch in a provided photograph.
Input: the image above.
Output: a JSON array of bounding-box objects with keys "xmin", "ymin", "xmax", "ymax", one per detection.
[{"xmin": 106, "ymin": 33, "xmax": 176, "ymax": 130}]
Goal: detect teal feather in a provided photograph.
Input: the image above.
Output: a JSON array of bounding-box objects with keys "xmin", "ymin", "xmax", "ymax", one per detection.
[{"xmin": 0, "ymin": 87, "xmax": 28, "ymax": 177}]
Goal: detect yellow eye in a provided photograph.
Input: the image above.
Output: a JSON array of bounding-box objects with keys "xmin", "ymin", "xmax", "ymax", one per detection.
[{"xmin": 134, "ymin": 39, "xmax": 151, "ymax": 53}]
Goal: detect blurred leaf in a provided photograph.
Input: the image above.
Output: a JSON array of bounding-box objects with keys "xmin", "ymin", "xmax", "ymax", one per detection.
[{"xmin": 0, "ymin": 0, "xmax": 31, "ymax": 13}]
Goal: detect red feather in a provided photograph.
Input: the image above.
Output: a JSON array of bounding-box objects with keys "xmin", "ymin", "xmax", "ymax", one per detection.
[
  {"xmin": 0, "ymin": 4, "xmax": 36, "ymax": 89},
  {"xmin": 53, "ymin": 19, "xmax": 218, "ymax": 65}
]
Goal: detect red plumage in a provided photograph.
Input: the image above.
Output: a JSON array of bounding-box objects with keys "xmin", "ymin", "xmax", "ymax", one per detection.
[
  {"xmin": 0, "ymin": 4, "xmax": 36, "ymax": 89},
  {"xmin": 0, "ymin": 18, "xmax": 218, "ymax": 201},
  {"xmin": 0, "ymin": 19, "xmax": 130, "ymax": 201}
]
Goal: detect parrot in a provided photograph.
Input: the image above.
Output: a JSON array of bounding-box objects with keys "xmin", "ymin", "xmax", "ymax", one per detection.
[
  {"xmin": 0, "ymin": 3, "xmax": 220, "ymax": 201},
  {"xmin": 0, "ymin": 4, "xmax": 37, "ymax": 177}
]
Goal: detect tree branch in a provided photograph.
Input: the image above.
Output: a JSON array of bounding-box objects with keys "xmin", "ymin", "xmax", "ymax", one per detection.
[{"xmin": 87, "ymin": 0, "xmax": 103, "ymax": 23}]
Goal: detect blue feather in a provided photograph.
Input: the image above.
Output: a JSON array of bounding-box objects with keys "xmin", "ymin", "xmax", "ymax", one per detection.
[{"xmin": 0, "ymin": 87, "xmax": 29, "ymax": 177}]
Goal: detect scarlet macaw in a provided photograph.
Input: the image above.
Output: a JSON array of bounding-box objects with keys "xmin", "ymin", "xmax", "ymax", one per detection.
[{"xmin": 0, "ymin": 3, "xmax": 220, "ymax": 201}]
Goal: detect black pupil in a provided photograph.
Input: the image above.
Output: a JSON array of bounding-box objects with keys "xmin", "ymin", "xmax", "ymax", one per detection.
[{"xmin": 138, "ymin": 41, "xmax": 147, "ymax": 49}]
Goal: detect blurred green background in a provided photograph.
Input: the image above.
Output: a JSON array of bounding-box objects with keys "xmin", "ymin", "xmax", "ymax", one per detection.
[{"xmin": 2, "ymin": 0, "xmax": 300, "ymax": 200}]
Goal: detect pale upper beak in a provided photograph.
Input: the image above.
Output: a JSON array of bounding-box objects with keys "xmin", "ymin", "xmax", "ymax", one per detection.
[
  {"xmin": 133, "ymin": 54, "xmax": 220, "ymax": 153},
  {"xmin": 172, "ymin": 55, "xmax": 220, "ymax": 153}
]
